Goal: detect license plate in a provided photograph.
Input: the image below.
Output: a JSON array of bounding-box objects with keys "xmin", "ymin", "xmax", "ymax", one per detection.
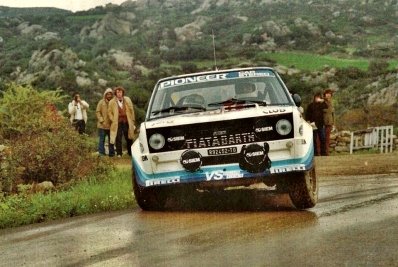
[{"xmin": 207, "ymin": 147, "xmax": 238, "ymax": 156}]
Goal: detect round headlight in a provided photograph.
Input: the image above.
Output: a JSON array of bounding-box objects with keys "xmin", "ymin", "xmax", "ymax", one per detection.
[
  {"xmin": 149, "ymin": 133, "xmax": 165, "ymax": 150},
  {"xmin": 276, "ymin": 119, "xmax": 292, "ymax": 136}
]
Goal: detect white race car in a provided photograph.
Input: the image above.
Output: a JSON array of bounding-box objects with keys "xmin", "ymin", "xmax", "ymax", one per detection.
[{"xmin": 131, "ymin": 67, "xmax": 317, "ymax": 210}]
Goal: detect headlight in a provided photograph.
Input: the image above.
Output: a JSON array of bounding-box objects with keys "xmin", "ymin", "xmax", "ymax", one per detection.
[
  {"xmin": 276, "ymin": 119, "xmax": 292, "ymax": 136},
  {"xmin": 149, "ymin": 133, "xmax": 165, "ymax": 150}
]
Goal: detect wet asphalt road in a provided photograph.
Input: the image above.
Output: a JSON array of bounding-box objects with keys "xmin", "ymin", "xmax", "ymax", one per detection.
[{"xmin": 1, "ymin": 173, "xmax": 398, "ymax": 267}]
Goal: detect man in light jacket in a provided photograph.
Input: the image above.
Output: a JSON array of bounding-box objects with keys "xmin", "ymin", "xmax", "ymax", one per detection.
[
  {"xmin": 108, "ymin": 86, "xmax": 136, "ymax": 157},
  {"xmin": 96, "ymin": 88, "xmax": 115, "ymax": 157},
  {"xmin": 68, "ymin": 92, "xmax": 89, "ymax": 134}
]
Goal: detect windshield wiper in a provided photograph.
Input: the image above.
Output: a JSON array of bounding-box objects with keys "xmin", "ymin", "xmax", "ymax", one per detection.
[
  {"xmin": 208, "ymin": 98, "xmax": 267, "ymax": 107},
  {"xmin": 244, "ymin": 99, "xmax": 268, "ymax": 106},
  {"xmin": 151, "ymin": 105, "xmax": 206, "ymax": 115}
]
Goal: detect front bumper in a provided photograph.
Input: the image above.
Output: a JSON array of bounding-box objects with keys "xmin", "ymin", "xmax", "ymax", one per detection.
[{"xmin": 132, "ymin": 138, "xmax": 314, "ymax": 187}]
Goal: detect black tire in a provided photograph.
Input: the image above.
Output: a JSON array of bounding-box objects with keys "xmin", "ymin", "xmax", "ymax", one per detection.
[
  {"xmin": 132, "ymin": 171, "xmax": 167, "ymax": 211},
  {"xmin": 283, "ymin": 167, "xmax": 318, "ymax": 209}
]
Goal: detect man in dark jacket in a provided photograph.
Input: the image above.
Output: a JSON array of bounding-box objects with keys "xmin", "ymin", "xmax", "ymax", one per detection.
[
  {"xmin": 323, "ymin": 89, "xmax": 335, "ymax": 156},
  {"xmin": 305, "ymin": 92, "xmax": 328, "ymax": 156}
]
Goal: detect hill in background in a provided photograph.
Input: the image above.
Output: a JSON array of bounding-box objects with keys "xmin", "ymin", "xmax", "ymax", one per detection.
[{"xmin": 0, "ymin": 0, "xmax": 397, "ymax": 132}]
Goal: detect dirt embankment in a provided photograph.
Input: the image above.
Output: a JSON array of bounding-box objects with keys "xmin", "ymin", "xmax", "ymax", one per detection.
[{"xmin": 315, "ymin": 152, "xmax": 398, "ymax": 177}]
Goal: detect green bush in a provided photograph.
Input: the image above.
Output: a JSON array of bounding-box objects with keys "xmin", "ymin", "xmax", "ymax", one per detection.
[
  {"xmin": 0, "ymin": 83, "xmax": 113, "ymax": 194},
  {"xmin": 0, "ymin": 83, "xmax": 65, "ymax": 140}
]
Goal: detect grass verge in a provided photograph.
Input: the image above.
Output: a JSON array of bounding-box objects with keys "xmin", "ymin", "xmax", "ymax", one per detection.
[
  {"xmin": 1, "ymin": 152, "xmax": 397, "ymax": 229},
  {"xmin": 0, "ymin": 168, "xmax": 136, "ymax": 229}
]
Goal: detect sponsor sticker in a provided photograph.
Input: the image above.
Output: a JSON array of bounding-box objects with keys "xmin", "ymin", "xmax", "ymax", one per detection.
[
  {"xmin": 145, "ymin": 177, "xmax": 180, "ymax": 186},
  {"xmin": 205, "ymin": 170, "xmax": 244, "ymax": 181},
  {"xmin": 238, "ymin": 70, "xmax": 274, "ymax": 77},
  {"xmin": 270, "ymin": 165, "xmax": 306, "ymax": 174},
  {"xmin": 159, "ymin": 73, "xmax": 228, "ymax": 88}
]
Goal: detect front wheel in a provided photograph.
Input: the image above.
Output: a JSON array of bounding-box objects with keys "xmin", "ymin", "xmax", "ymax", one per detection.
[
  {"xmin": 132, "ymin": 171, "xmax": 167, "ymax": 211},
  {"xmin": 281, "ymin": 167, "xmax": 318, "ymax": 209}
]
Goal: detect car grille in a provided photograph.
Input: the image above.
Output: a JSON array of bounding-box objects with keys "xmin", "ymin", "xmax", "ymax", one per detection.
[{"xmin": 146, "ymin": 113, "xmax": 293, "ymax": 153}]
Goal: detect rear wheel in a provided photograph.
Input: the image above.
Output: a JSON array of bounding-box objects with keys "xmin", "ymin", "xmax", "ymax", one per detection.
[
  {"xmin": 281, "ymin": 167, "xmax": 318, "ymax": 209},
  {"xmin": 132, "ymin": 171, "xmax": 168, "ymax": 211}
]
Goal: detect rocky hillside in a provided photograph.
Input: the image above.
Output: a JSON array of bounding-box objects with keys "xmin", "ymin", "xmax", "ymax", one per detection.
[{"xmin": 0, "ymin": 0, "xmax": 397, "ymax": 129}]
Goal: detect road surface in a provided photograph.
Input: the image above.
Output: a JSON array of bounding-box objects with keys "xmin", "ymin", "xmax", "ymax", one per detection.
[{"xmin": 1, "ymin": 173, "xmax": 398, "ymax": 266}]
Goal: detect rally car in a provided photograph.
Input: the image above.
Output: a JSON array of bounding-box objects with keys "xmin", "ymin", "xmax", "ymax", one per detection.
[{"xmin": 131, "ymin": 67, "xmax": 317, "ymax": 210}]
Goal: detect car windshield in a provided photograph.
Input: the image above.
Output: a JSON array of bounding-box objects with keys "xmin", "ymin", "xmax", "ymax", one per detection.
[{"xmin": 147, "ymin": 69, "xmax": 293, "ymax": 120}]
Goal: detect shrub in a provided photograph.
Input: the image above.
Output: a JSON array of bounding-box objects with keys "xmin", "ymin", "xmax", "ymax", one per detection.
[
  {"xmin": 181, "ymin": 62, "xmax": 198, "ymax": 73},
  {"xmin": 0, "ymin": 83, "xmax": 65, "ymax": 140},
  {"xmin": 338, "ymin": 105, "xmax": 397, "ymax": 130},
  {"xmin": 0, "ymin": 84, "xmax": 114, "ymax": 194}
]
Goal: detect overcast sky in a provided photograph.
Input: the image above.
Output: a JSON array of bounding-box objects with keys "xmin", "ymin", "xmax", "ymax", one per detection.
[{"xmin": 0, "ymin": 0, "xmax": 129, "ymax": 12}]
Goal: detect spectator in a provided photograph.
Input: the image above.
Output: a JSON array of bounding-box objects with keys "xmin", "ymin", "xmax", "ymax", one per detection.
[
  {"xmin": 305, "ymin": 91, "xmax": 328, "ymax": 156},
  {"xmin": 68, "ymin": 92, "xmax": 89, "ymax": 134},
  {"xmin": 323, "ymin": 89, "xmax": 335, "ymax": 156},
  {"xmin": 108, "ymin": 86, "xmax": 136, "ymax": 157},
  {"xmin": 96, "ymin": 88, "xmax": 115, "ymax": 157}
]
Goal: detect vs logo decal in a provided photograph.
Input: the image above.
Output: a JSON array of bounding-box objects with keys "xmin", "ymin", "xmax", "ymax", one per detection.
[{"xmin": 205, "ymin": 170, "xmax": 244, "ymax": 181}]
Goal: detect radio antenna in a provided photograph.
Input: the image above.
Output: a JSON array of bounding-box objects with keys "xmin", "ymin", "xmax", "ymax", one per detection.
[{"xmin": 212, "ymin": 29, "xmax": 218, "ymax": 71}]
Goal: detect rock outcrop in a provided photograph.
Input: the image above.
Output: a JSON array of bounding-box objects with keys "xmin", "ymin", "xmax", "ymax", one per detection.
[
  {"xmin": 12, "ymin": 48, "xmax": 88, "ymax": 87},
  {"xmin": 367, "ymin": 82, "xmax": 398, "ymax": 106},
  {"xmin": 80, "ymin": 13, "xmax": 135, "ymax": 40},
  {"xmin": 17, "ymin": 22, "xmax": 45, "ymax": 35},
  {"xmin": 174, "ymin": 16, "xmax": 209, "ymax": 42}
]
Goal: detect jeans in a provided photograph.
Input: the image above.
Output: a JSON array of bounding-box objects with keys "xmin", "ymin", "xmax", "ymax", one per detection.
[
  {"xmin": 98, "ymin": 128, "xmax": 114, "ymax": 156},
  {"xmin": 73, "ymin": 119, "xmax": 85, "ymax": 134},
  {"xmin": 115, "ymin": 122, "xmax": 132, "ymax": 156},
  {"xmin": 324, "ymin": 125, "xmax": 332, "ymax": 156},
  {"xmin": 313, "ymin": 127, "xmax": 326, "ymax": 156}
]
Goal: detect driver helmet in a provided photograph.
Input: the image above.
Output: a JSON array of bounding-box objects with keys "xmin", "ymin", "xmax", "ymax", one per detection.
[
  {"xmin": 235, "ymin": 82, "xmax": 257, "ymax": 98},
  {"xmin": 183, "ymin": 93, "xmax": 205, "ymax": 105}
]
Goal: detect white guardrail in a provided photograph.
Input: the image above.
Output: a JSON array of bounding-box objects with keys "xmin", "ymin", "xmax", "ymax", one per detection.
[{"xmin": 350, "ymin": 125, "xmax": 394, "ymax": 154}]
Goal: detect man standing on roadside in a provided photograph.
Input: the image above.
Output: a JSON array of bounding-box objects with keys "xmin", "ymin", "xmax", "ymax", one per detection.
[
  {"xmin": 323, "ymin": 89, "xmax": 335, "ymax": 156},
  {"xmin": 305, "ymin": 91, "xmax": 328, "ymax": 156},
  {"xmin": 108, "ymin": 86, "xmax": 136, "ymax": 157},
  {"xmin": 68, "ymin": 92, "xmax": 89, "ymax": 134},
  {"xmin": 96, "ymin": 88, "xmax": 115, "ymax": 157}
]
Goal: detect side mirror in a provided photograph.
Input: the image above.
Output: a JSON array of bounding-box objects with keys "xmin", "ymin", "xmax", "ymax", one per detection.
[{"xmin": 292, "ymin": 94, "xmax": 302, "ymax": 107}]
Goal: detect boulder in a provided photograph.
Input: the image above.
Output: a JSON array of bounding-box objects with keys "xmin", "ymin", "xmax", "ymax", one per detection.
[
  {"xmin": 17, "ymin": 22, "xmax": 45, "ymax": 35},
  {"xmin": 33, "ymin": 181, "xmax": 55, "ymax": 193},
  {"xmin": 108, "ymin": 49, "xmax": 134, "ymax": 69},
  {"xmin": 294, "ymin": 18, "xmax": 321, "ymax": 35},
  {"xmin": 334, "ymin": 146, "xmax": 349, "ymax": 153},
  {"xmin": 76, "ymin": 76, "xmax": 93, "ymax": 87},
  {"xmin": 264, "ymin": 21, "xmax": 291, "ymax": 37},
  {"xmin": 119, "ymin": 11, "xmax": 136, "ymax": 21},
  {"xmin": 34, "ymin": 32, "xmax": 60, "ymax": 41},
  {"xmin": 174, "ymin": 16, "xmax": 209, "ymax": 42},
  {"xmin": 367, "ymin": 83, "xmax": 398, "ymax": 106},
  {"xmin": 98, "ymin": 78, "xmax": 108, "ymax": 87},
  {"xmin": 336, "ymin": 136, "xmax": 352, "ymax": 143}
]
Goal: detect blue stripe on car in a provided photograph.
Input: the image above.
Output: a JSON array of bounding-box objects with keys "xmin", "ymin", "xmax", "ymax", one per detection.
[{"xmin": 132, "ymin": 145, "xmax": 314, "ymax": 187}]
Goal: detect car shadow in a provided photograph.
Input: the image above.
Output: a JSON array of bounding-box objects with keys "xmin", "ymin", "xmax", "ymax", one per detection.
[{"xmin": 163, "ymin": 188, "xmax": 297, "ymax": 212}]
